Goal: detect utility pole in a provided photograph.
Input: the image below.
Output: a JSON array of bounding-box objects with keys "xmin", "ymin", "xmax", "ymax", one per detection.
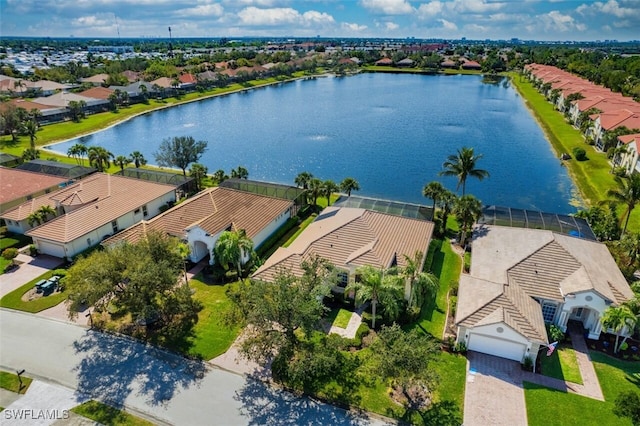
[{"xmin": 168, "ymin": 26, "xmax": 173, "ymax": 58}]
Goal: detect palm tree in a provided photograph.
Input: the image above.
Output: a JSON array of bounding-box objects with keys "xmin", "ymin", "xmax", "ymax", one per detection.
[
  {"xmin": 295, "ymin": 171, "xmax": 313, "ymax": 189},
  {"xmin": 346, "ymin": 265, "xmax": 403, "ymax": 329},
  {"xmin": 601, "ymin": 306, "xmax": 637, "ymax": 354},
  {"xmin": 620, "ymin": 232, "xmax": 640, "ymax": 267},
  {"xmin": 23, "ymin": 119, "xmax": 38, "ymax": 150},
  {"xmin": 129, "ymin": 151, "xmax": 147, "ymax": 168},
  {"xmin": 230, "ymin": 166, "xmax": 249, "ymax": 179},
  {"xmin": 307, "ymin": 178, "xmax": 323, "ymax": 208},
  {"xmin": 214, "ymin": 229, "xmax": 254, "ymax": 277},
  {"xmin": 439, "ymin": 147, "xmax": 490, "ymax": 195},
  {"xmin": 27, "ymin": 212, "xmax": 42, "ymax": 228},
  {"xmin": 114, "ymin": 155, "xmax": 130, "ymax": 172},
  {"xmin": 423, "ymin": 181, "xmax": 445, "ymax": 220},
  {"xmin": 189, "ymin": 163, "xmax": 208, "ymax": 191},
  {"xmin": 610, "ymin": 144, "xmax": 628, "ymax": 173},
  {"xmin": 22, "ymin": 148, "xmax": 40, "ymax": 161},
  {"xmin": 322, "ymin": 180, "xmax": 340, "ymax": 206},
  {"xmin": 67, "ymin": 143, "xmax": 88, "ymax": 166},
  {"xmin": 455, "ymin": 194, "xmax": 483, "ymax": 247},
  {"xmin": 340, "ymin": 177, "xmax": 360, "ymax": 197},
  {"xmin": 88, "ymin": 146, "xmax": 114, "ymax": 172},
  {"xmin": 607, "ymin": 174, "xmax": 640, "ymax": 235},
  {"xmin": 438, "ymin": 190, "xmax": 457, "ymax": 236},
  {"xmin": 402, "ymin": 250, "xmax": 439, "ymax": 310},
  {"xmin": 213, "ymin": 169, "xmax": 228, "ymax": 184},
  {"xmin": 36, "ymin": 205, "xmax": 57, "ymax": 223}
]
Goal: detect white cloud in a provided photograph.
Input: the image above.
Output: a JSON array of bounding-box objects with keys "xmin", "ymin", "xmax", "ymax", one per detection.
[
  {"xmin": 385, "ymin": 21, "xmax": 399, "ymax": 30},
  {"xmin": 439, "ymin": 18, "xmax": 458, "ymax": 30},
  {"xmin": 417, "ymin": 1, "xmax": 444, "ymax": 18},
  {"xmin": 341, "ymin": 22, "xmax": 367, "ymax": 32},
  {"xmin": 72, "ymin": 15, "xmax": 110, "ymax": 27},
  {"xmin": 449, "ymin": 0, "xmax": 504, "ymax": 13},
  {"xmin": 175, "ymin": 4, "xmax": 224, "ymax": 17},
  {"xmin": 237, "ymin": 7, "xmax": 303, "ymax": 25},
  {"xmin": 231, "ymin": 0, "xmax": 277, "ymax": 6},
  {"xmin": 359, "ymin": 0, "xmax": 414, "ymax": 15},
  {"xmin": 301, "ymin": 10, "xmax": 335, "ymax": 25},
  {"xmin": 576, "ymin": 0, "xmax": 640, "ymax": 18},
  {"xmin": 539, "ymin": 10, "xmax": 586, "ymax": 33}
]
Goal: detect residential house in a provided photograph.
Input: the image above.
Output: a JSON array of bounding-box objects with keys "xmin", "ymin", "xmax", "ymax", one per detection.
[
  {"xmin": 615, "ymin": 133, "xmax": 640, "ymax": 175},
  {"xmin": 102, "ymin": 186, "xmax": 294, "ymax": 265},
  {"xmin": 80, "ymin": 73, "xmax": 109, "ymax": 86},
  {"xmin": 455, "ymin": 225, "xmax": 635, "ymax": 364},
  {"xmin": 0, "ymin": 167, "xmax": 67, "ymax": 214},
  {"xmin": 592, "ymin": 109, "xmax": 640, "ymax": 150},
  {"xmin": 252, "ymin": 206, "xmax": 434, "ymax": 299},
  {"xmin": 461, "ymin": 60, "xmax": 482, "ymax": 70},
  {"xmin": 1, "ymin": 173, "xmax": 176, "ymax": 259},
  {"xmin": 32, "ymin": 92, "xmax": 109, "ymax": 115},
  {"xmin": 396, "ymin": 58, "xmax": 415, "ymax": 67},
  {"xmin": 374, "ymin": 57, "xmax": 393, "ymax": 66}
]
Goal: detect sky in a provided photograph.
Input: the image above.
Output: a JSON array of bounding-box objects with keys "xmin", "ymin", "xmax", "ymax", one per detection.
[{"xmin": 0, "ymin": 0, "xmax": 638, "ymax": 42}]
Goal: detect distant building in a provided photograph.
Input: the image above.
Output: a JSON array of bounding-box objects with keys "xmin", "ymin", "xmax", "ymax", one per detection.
[{"xmin": 88, "ymin": 46, "xmax": 134, "ymax": 54}]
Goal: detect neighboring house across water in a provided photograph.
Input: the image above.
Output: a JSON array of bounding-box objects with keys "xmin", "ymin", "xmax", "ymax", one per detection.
[
  {"xmin": 455, "ymin": 225, "xmax": 635, "ymax": 364},
  {"xmin": 615, "ymin": 133, "xmax": 640, "ymax": 175},
  {"xmin": 0, "ymin": 167, "xmax": 67, "ymax": 214},
  {"xmin": 252, "ymin": 206, "xmax": 434, "ymax": 299},
  {"xmin": 1, "ymin": 173, "xmax": 176, "ymax": 259},
  {"xmin": 102, "ymin": 186, "xmax": 294, "ymax": 265}
]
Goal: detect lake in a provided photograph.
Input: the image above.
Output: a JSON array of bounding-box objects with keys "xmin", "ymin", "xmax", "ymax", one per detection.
[{"xmin": 49, "ymin": 73, "xmax": 580, "ymax": 213}]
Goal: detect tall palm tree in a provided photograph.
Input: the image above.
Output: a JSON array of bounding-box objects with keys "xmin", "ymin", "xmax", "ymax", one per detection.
[
  {"xmin": 22, "ymin": 148, "xmax": 40, "ymax": 161},
  {"xmin": 307, "ymin": 178, "xmax": 323, "ymax": 208},
  {"xmin": 213, "ymin": 169, "xmax": 228, "ymax": 184},
  {"xmin": 402, "ymin": 250, "xmax": 439, "ymax": 310},
  {"xmin": 346, "ymin": 265, "xmax": 403, "ymax": 329},
  {"xmin": 27, "ymin": 212, "xmax": 43, "ymax": 228},
  {"xmin": 24, "ymin": 119, "xmax": 38, "ymax": 150},
  {"xmin": 114, "ymin": 155, "xmax": 130, "ymax": 172},
  {"xmin": 67, "ymin": 143, "xmax": 88, "ymax": 166},
  {"xmin": 295, "ymin": 171, "xmax": 313, "ymax": 189},
  {"xmin": 455, "ymin": 194, "xmax": 483, "ymax": 247},
  {"xmin": 620, "ymin": 232, "xmax": 640, "ymax": 267},
  {"xmin": 214, "ymin": 229, "xmax": 254, "ymax": 277},
  {"xmin": 340, "ymin": 177, "xmax": 360, "ymax": 197},
  {"xmin": 610, "ymin": 144, "xmax": 628, "ymax": 173},
  {"xmin": 88, "ymin": 146, "xmax": 114, "ymax": 172},
  {"xmin": 129, "ymin": 151, "xmax": 147, "ymax": 168},
  {"xmin": 607, "ymin": 174, "xmax": 640, "ymax": 234},
  {"xmin": 322, "ymin": 180, "xmax": 340, "ymax": 206},
  {"xmin": 438, "ymin": 190, "xmax": 457, "ymax": 236},
  {"xmin": 439, "ymin": 147, "xmax": 490, "ymax": 195},
  {"xmin": 601, "ymin": 306, "xmax": 637, "ymax": 354},
  {"xmin": 230, "ymin": 166, "xmax": 249, "ymax": 179},
  {"xmin": 423, "ymin": 181, "xmax": 445, "ymax": 220},
  {"xmin": 189, "ymin": 163, "xmax": 208, "ymax": 191}
]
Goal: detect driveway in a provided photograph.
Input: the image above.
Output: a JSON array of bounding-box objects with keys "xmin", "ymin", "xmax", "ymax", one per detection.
[
  {"xmin": 0, "ymin": 309, "xmax": 389, "ymax": 426},
  {"xmin": 0, "ymin": 254, "xmax": 64, "ymax": 298},
  {"xmin": 463, "ymin": 352, "xmax": 528, "ymax": 426}
]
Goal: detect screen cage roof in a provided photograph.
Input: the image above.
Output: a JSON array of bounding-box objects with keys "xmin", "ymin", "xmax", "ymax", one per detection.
[
  {"xmin": 479, "ymin": 205, "xmax": 596, "ymax": 240},
  {"xmin": 220, "ymin": 178, "xmax": 306, "ymax": 203},
  {"xmin": 333, "ymin": 196, "xmax": 434, "ymax": 221},
  {"xmin": 17, "ymin": 159, "xmax": 95, "ymax": 179},
  {"xmin": 116, "ymin": 168, "xmax": 193, "ymax": 187}
]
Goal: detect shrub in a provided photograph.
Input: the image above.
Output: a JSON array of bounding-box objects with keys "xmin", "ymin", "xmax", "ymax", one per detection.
[
  {"xmin": 523, "ymin": 356, "xmax": 533, "ymax": 371},
  {"xmin": 454, "ymin": 342, "xmax": 467, "ymax": 353},
  {"xmin": 450, "ymin": 281, "xmax": 459, "ymax": 296},
  {"xmin": 613, "ymin": 166, "xmax": 628, "ymax": 177},
  {"xmin": 2, "ymin": 247, "xmax": 18, "ymax": 264},
  {"xmin": 572, "ymin": 147, "xmax": 587, "ymax": 161},
  {"xmin": 449, "ymin": 296, "xmax": 457, "ymax": 317},
  {"xmin": 547, "ymin": 324, "xmax": 566, "ymax": 343},
  {"xmin": 28, "ymin": 244, "xmax": 38, "ymax": 256},
  {"xmin": 620, "ymin": 341, "xmax": 629, "ymax": 351}
]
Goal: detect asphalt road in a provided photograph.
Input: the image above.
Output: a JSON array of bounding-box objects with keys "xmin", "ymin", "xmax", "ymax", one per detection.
[{"xmin": 0, "ymin": 309, "xmax": 388, "ymax": 426}]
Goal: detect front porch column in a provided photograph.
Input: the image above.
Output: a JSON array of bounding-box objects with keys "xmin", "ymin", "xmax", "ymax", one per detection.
[
  {"xmin": 591, "ymin": 313, "xmax": 602, "ymax": 338},
  {"xmin": 558, "ymin": 310, "xmax": 570, "ymax": 332}
]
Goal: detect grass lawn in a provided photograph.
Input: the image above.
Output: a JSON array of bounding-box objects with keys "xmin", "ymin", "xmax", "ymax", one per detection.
[
  {"xmin": 540, "ymin": 344, "xmax": 583, "ymax": 384},
  {"xmin": 407, "ymin": 238, "xmax": 461, "ymax": 339},
  {"xmin": 432, "ymin": 351, "xmax": 467, "ymax": 408},
  {"xmin": 71, "ymin": 401, "xmax": 154, "ymax": 426},
  {"xmin": 509, "ymin": 72, "xmax": 639, "ymax": 232},
  {"xmin": 180, "ymin": 275, "xmax": 240, "ymax": 360},
  {"xmin": 0, "ymin": 271, "xmax": 67, "ymax": 313},
  {"xmin": 0, "ymin": 371, "xmax": 32, "ymax": 394},
  {"xmin": 524, "ymin": 351, "xmax": 640, "ymax": 426},
  {"xmin": 0, "ymin": 231, "xmax": 31, "ymax": 251},
  {"xmin": 326, "ymin": 308, "xmax": 353, "ymax": 329}
]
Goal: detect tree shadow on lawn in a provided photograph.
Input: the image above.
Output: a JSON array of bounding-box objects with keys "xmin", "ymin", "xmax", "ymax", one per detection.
[
  {"xmin": 72, "ymin": 329, "xmax": 206, "ymax": 408},
  {"xmin": 233, "ymin": 377, "xmax": 374, "ymax": 426}
]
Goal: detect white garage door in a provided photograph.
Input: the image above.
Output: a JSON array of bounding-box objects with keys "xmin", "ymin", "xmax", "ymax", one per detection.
[
  {"xmin": 37, "ymin": 241, "xmax": 65, "ymax": 258},
  {"xmin": 468, "ymin": 333, "xmax": 526, "ymax": 362}
]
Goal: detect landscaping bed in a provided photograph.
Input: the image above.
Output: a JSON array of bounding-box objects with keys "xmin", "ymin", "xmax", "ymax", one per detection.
[{"xmin": 587, "ymin": 334, "xmax": 640, "ymax": 362}]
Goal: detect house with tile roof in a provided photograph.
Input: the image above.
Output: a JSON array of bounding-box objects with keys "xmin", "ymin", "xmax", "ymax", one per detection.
[
  {"xmin": 455, "ymin": 225, "xmax": 635, "ymax": 363},
  {"xmin": 1, "ymin": 173, "xmax": 176, "ymax": 259},
  {"xmin": 615, "ymin": 133, "xmax": 640, "ymax": 175},
  {"xmin": 252, "ymin": 206, "xmax": 434, "ymax": 299},
  {"xmin": 0, "ymin": 167, "xmax": 68, "ymax": 214},
  {"xmin": 102, "ymin": 186, "xmax": 294, "ymax": 265}
]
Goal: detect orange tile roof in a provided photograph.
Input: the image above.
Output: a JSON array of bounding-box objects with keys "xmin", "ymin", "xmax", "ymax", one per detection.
[
  {"xmin": 102, "ymin": 187, "xmax": 293, "ymax": 245},
  {"xmin": 253, "ymin": 206, "xmax": 434, "ymax": 282},
  {"xmin": 3, "ymin": 173, "xmax": 175, "ymax": 242},
  {"xmin": 79, "ymin": 86, "xmax": 114, "ymax": 100},
  {"xmin": 0, "ymin": 167, "xmax": 67, "ymax": 209}
]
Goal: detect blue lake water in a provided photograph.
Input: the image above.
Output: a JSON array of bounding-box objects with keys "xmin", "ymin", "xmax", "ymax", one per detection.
[{"xmin": 49, "ymin": 73, "xmax": 580, "ymax": 213}]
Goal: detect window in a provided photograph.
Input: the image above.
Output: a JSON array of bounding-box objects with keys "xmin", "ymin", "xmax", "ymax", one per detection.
[
  {"xmin": 87, "ymin": 238, "xmax": 91, "ymax": 246},
  {"xmin": 142, "ymin": 205, "xmax": 148, "ymax": 217},
  {"xmin": 134, "ymin": 208, "xmax": 141, "ymax": 215},
  {"xmin": 111, "ymin": 220, "xmax": 118, "ymax": 233},
  {"xmin": 541, "ymin": 301, "xmax": 557, "ymax": 323},
  {"xmin": 574, "ymin": 307, "xmax": 583, "ymax": 318},
  {"xmin": 337, "ymin": 271, "xmax": 349, "ymax": 288}
]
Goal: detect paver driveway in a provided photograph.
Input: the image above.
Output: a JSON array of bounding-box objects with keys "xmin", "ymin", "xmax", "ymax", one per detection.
[{"xmin": 463, "ymin": 352, "xmax": 528, "ymax": 426}]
